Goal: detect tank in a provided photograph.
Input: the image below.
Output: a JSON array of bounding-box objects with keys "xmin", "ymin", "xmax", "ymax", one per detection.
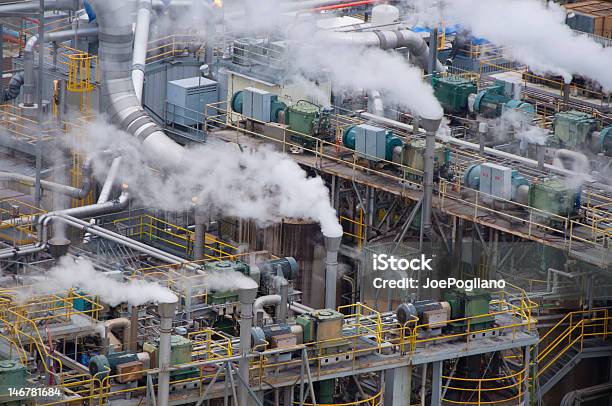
[
  {"xmin": 371, "ymin": 4, "xmax": 400, "ymax": 27},
  {"xmin": 553, "ymin": 110, "xmax": 598, "ymax": 148},
  {"xmin": 432, "ymin": 75, "xmax": 477, "ymax": 115}
]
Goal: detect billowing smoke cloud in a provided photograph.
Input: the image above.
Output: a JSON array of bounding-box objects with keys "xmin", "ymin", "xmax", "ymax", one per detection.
[
  {"xmin": 425, "ymin": 0, "xmax": 612, "ymax": 89},
  {"xmin": 75, "ymin": 121, "xmax": 343, "ymax": 237},
  {"xmin": 24, "ymin": 256, "xmax": 177, "ymax": 306}
]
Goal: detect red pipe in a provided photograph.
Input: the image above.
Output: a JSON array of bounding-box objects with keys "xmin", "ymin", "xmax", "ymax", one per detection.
[{"xmin": 308, "ymin": 0, "xmax": 380, "ymax": 12}]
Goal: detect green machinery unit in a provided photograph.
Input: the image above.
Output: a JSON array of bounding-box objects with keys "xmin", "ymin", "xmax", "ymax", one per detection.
[
  {"xmin": 231, "ymin": 88, "xmax": 332, "ymax": 149},
  {"xmin": 552, "ymin": 110, "xmax": 598, "ymax": 149},
  {"xmin": 432, "ymin": 75, "xmax": 477, "ymax": 115},
  {"xmin": 203, "ymin": 260, "xmax": 250, "ymax": 305},
  {"xmin": 296, "ymin": 309, "xmax": 347, "ymax": 354},
  {"xmin": 283, "ymin": 100, "xmax": 332, "ymax": 148},
  {"xmin": 400, "ymin": 139, "xmax": 452, "ymax": 181},
  {"xmin": 143, "ymin": 335, "xmax": 196, "ymax": 379},
  {"xmin": 0, "ymin": 360, "xmax": 26, "ymax": 399},
  {"xmin": 443, "ymin": 290, "xmax": 494, "ymax": 334},
  {"xmin": 528, "ymin": 178, "xmax": 581, "ymax": 223}
]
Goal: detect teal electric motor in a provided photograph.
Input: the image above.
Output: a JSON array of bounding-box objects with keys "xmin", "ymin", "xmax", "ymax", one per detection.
[{"xmin": 342, "ymin": 125, "xmax": 402, "ymax": 161}]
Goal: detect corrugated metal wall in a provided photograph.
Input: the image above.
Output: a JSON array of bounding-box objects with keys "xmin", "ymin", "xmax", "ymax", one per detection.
[{"xmin": 143, "ymin": 60, "xmax": 202, "ymax": 121}]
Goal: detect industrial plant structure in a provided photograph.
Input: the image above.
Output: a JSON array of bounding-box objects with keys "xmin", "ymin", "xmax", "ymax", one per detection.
[{"xmin": 0, "ymin": 0, "xmax": 609, "ymax": 405}]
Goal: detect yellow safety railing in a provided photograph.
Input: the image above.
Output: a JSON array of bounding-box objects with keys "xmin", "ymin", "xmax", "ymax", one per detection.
[
  {"xmin": 297, "ymin": 389, "xmax": 384, "ymax": 406},
  {"xmin": 338, "ymin": 302, "xmax": 383, "ymax": 348},
  {"xmin": 189, "ymin": 329, "xmax": 234, "ymax": 360},
  {"xmin": 442, "ymin": 365, "xmax": 528, "ymax": 405},
  {"xmin": 0, "ymin": 198, "xmax": 46, "ymax": 243},
  {"xmin": 146, "ymin": 34, "xmax": 203, "ymax": 64},
  {"xmin": 112, "ymin": 213, "xmax": 239, "ymax": 259},
  {"xmin": 340, "ymin": 208, "xmax": 365, "ymax": 248},
  {"xmin": 537, "ymin": 308, "xmax": 611, "ymax": 378}
]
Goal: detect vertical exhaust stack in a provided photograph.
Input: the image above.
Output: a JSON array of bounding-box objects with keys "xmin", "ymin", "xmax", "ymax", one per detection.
[
  {"xmin": 238, "ymin": 288, "xmax": 258, "ymax": 406},
  {"xmin": 157, "ymin": 299, "xmax": 178, "ymax": 406},
  {"xmin": 420, "ymin": 117, "xmax": 443, "ymax": 238},
  {"xmin": 324, "ymin": 235, "xmax": 342, "ymax": 309}
]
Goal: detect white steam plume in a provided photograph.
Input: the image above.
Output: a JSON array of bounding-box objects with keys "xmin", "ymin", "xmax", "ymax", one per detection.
[
  {"xmin": 289, "ymin": 30, "xmax": 444, "ymax": 119},
  {"xmin": 24, "ymin": 256, "xmax": 177, "ymax": 306},
  {"xmin": 178, "ymin": 271, "xmax": 258, "ymax": 294},
  {"xmin": 75, "ymin": 121, "xmax": 343, "ymax": 238},
  {"xmin": 434, "ymin": 0, "xmax": 612, "ymax": 89}
]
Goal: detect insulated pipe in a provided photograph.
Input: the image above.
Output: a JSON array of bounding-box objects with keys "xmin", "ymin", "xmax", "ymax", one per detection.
[
  {"xmin": 367, "ymin": 89, "xmax": 384, "ymax": 117},
  {"xmin": 132, "ymin": 0, "xmax": 152, "ymax": 103},
  {"xmin": 420, "ymin": 117, "xmax": 442, "ymax": 238},
  {"xmin": 275, "ymin": 277, "xmax": 289, "ymax": 323},
  {"xmin": 104, "ymin": 318, "xmax": 131, "ymax": 351},
  {"xmin": 253, "ymin": 294, "xmax": 281, "ymax": 322},
  {"xmin": 358, "ymin": 112, "xmax": 612, "ymax": 193},
  {"xmin": 83, "ymin": 156, "xmax": 123, "ymax": 243},
  {"xmin": 324, "ymin": 235, "xmax": 342, "ymax": 309},
  {"xmin": 23, "ymin": 26, "xmax": 99, "ymax": 106},
  {"xmin": 0, "ymin": 156, "xmax": 92, "ymax": 199},
  {"xmin": 90, "ymin": 0, "xmax": 184, "ymax": 163},
  {"xmin": 314, "ymin": 29, "xmax": 446, "ymax": 72},
  {"xmin": 193, "ymin": 207, "xmax": 207, "ymax": 261},
  {"xmin": 238, "ymin": 288, "xmax": 258, "ymax": 406},
  {"xmin": 2, "ymin": 72, "xmax": 24, "ymax": 102},
  {"xmin": 0, "ymin": 186, "xmax": 129, "ymax": 259},
  {"xmin": 157, "ymin": 299, "xmax": 178, "ymax": 406}
]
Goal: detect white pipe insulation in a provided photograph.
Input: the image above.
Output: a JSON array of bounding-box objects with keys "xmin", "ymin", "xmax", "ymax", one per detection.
[{"xmin": 132, "ymin": 0, "xmax": 152, "ymax": 103}]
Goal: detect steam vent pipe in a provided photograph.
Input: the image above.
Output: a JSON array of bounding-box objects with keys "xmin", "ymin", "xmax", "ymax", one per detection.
[
  {"xmin": 324, "ymin": 235, "xmax": 342, "ymax": 309},
  {"xmin": 89, "ymin": 0, "xmax": 184, "ymax": 163},
  {"xmin": 157, "ymin": 299, "xmax": 178, "ymax": 406},
  {"xmin": 239, "ymin": 288, "xmax": 258, "ymax": 406},
  {"xmin": 420, "ymin": 117, "xmax": 442, "ymax": 237}
]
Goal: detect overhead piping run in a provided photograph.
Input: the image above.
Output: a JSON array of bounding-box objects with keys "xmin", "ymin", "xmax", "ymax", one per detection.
[
  {"xmin": 358, "ymin": 112, "xmax": 612, "ymax": 193},
  {"xmin": 90, "ymin": 0, "xmax": 184, "ymax": 163},
  {"xmin": 314, "ymin": 29, "xmax": 446, "ymax": 72},
  {"xmin": 132, "ymin": 0, "xmax": 152, "ymax": 103},
  {"xmin": 0, "ymin": 185, "xmax": 130, "ymax": 260},
  {"xmin": 0, "ymin": 0, "xmax": 79, "ymax": 15},
  {"xmin": 23, "ymin": 26, "xmax": 99, "ymax": 106},
  {"xmin": 0, "ymin": 156, "xmax": 92, "ymax": 199}
]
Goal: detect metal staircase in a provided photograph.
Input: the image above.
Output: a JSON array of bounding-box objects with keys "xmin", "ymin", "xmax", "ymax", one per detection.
[{"xmin": 536, "ymin": 309, "xmax": 612, "ymax": 398}]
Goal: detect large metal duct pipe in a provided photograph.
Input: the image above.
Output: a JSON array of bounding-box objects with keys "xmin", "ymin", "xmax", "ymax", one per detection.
[
  {"xmin": 23, "ymin": 26, "xmax": 99, "ymax": 106},
  {"xmin": 132, "ymin": 0, "xmax": 152, "ymax": 103},
  {"xmin": 314, "ymin": 29, "xmax": 446, "ymax": 72},
  {"xmin": 0, "ymin": 0, "xmax": 79, "ymax": 15},
  {"xmin": 157, "ymin": 299, "xmax": 178, "ymax": 406},
  {"xmin": 275, "ymin": 277, "xmax": 289, "ymax": 323},
  {"xmin": 89, "ymin": 0, "xmax": 184, "ymax": 163},
  {"xmin": 253, "ymin": 294, "xmax": 280, "ymax": 323},
  {"xmin": 238, "ymin": 287, "xmax": 258, "ymax": 406},
  {"xmin": 324, "ymin": 235, "xmax": 342, "ymax": 309},
  {"xmin": 420, "ymin": 117, "xmax": 442, "ymax": 237}
]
